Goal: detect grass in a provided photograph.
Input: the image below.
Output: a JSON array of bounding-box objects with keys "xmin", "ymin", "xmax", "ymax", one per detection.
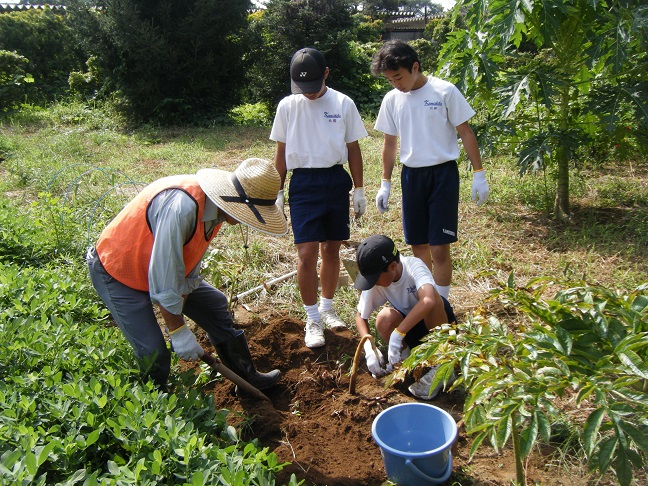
[{"xmin": 1, "ymin": 100, "xmax": 646, "ymax": 331}]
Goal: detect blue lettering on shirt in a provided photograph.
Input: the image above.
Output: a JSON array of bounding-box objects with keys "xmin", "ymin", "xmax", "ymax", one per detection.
[
  {"xmin": 424, "ymin": 100, "xmax": 442, "ymax": 111},
  {"xmin": 324, "ymin": 112, "xmax": 342, "ymax": 119},
  {"xmin": 407, "ymin": 285, "xmax": 417, "ymax": 294}
]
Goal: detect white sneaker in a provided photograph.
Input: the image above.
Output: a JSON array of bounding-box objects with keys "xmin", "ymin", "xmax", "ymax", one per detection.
[
  {"xmin": 408, "ymin": 366, "xmax": 454, "ymax": 400},
  {"xmin": 304, "ymin": 318, "xmax": 325, "ymax": 348},
  {"xmin": 320, "ymin": 309, "xmax": 346, "ymax": 329}
]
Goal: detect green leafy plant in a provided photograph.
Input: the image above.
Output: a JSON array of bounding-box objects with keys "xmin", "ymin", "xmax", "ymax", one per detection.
[
  {"xmin": 0, "ymin": 194, "xmax": 299, "ymax": 484},
  {"xmin": 229, "ymin": 102, "xmax": 273, "ymax": 127},
  {"xmin": 0, "ymin": 49, "xmax": 34, "ymax": 111},
  {"xmin": 442, "ymin": 0, "xmax": 648, "ymax": 219},
  {"xmin": 400, "ymin": 275, "xmax": 648, "ymax": 486}
]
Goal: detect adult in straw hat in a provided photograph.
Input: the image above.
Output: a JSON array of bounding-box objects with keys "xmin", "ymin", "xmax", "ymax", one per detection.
[{"xmin": 87, "ymin": 158, "xmax": 287, "ymax": 389}]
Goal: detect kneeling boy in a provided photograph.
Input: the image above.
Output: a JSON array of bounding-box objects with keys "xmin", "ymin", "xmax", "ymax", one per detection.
[{"xmin": 354, "ymin": 234, "xmax": 455, "ymax": 399}]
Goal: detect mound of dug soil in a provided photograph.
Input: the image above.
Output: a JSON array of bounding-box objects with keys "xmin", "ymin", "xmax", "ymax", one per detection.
[{"xmin": 193, "ymin": 307, "xmax": 605, "ymax": 486}]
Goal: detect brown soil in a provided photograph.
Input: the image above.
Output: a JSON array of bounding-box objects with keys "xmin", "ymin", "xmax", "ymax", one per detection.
[{"xmin": 189, "ymin": 307, "xmax": 620, "ymax": 486}]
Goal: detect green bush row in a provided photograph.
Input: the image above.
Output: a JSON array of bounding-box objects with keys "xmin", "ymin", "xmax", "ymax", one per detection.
[{"xmin": 0, "ymin": 194, "xmax": 299, "ymax": 485}]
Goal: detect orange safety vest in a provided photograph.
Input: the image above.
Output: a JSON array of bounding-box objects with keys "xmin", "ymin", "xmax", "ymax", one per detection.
[{"xmin": 95, "ymin": 175, "xmax": 222, "ymax": 291}]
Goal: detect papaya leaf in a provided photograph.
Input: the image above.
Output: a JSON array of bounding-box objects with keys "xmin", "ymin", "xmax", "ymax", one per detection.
[
  {"xmin": 583, "ymin": 408, "xmax": 606, "ymax": 458},
  {"xmin": 597, "ymin": 436, "xmax": 618, "ymax": 474},
  {"xmin": 519, "ymin": 412, "xmax": 538, "ymax": 459}
]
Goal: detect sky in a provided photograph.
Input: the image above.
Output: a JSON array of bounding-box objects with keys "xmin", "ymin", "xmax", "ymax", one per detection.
[{"xmin": 438, "ymin": 0, "xmax": 456, "ymax": 10}]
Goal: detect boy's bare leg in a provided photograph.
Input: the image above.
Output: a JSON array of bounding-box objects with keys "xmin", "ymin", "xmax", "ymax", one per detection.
[
  {"xmin": 375, "ymin": 307, "xmax": 404, "ymax": 342},
  {"xmin": 411, "ymin": 243, "xmax": 452, "ymax": 287},
  {"xmin": 423, "ymin": 290, "xmax": 451, "ymax": 330},
  {"xmin": 319, "ymin": 240, "xmax": 343, "ymax": 300},
  {"xmin": 430, "ymin": 244, "xmax": 452, "ymax": 287},
  {"xmin": 411, "ymin": 243, "xmax": 433, "ymax": 271},
  {"xmin": 296, "ymin": 241, "xmax": 320, "ymax": 306}
]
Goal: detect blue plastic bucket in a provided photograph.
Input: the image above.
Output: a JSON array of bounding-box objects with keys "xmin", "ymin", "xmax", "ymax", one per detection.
[{"xmin": 372, "ymin": 403, "xmax": 457, "ymax": 486}]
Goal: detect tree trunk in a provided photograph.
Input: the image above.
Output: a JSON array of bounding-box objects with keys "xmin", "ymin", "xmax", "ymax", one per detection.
[
  {"xmin": 554, "ymin": 144, "xmax": 570, "ymax": 220},
  {"xmin": 554, "ymin": 85, "xmax": 572, "ymax": 221},
  {"xmin": 511, "ymin": 412, "xmax": 526, "ymax": 486}
]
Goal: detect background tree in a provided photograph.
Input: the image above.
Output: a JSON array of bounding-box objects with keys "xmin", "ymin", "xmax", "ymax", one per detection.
[
  {"xmin": 0, "ymin": 8, "xmax": 85, "ymax": 104},
  {"xmin": 67, "ymin": 0, "xmax": 251, "ymax": 124},
  {"xmin": 0, "ymin": 50, "xmax": 33, "ymax": 111},
  {"xmin": 440, "ymin": 0, "xmax": 648, "ymax": 219},
  {"xmin": 245, "ymin": 0, "xmax": 386, "ymax": 114}
]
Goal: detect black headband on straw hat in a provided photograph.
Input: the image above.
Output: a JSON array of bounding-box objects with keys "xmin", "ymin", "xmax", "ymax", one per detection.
[
  {"xmin": 220, "ymin": 172, "xmax": 275, "ymax": 224},
  {"xmin": 196, "ymin": 158, "xmax": 288, "ymax": 236}
]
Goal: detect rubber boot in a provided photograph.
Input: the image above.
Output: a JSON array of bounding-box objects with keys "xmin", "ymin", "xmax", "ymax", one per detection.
[{"xmin": 215, "ymin": 331, "xmax": 281, "ymax": 391}]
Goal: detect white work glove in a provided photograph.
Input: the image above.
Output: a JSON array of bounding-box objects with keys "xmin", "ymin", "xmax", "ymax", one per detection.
[
  {"xmin": 387, "ymin": 329, "xmax": 406, "ymax": 366},
  {"xmin": 363, "ymin": 339, "xmax": 387, "ymax": 378},
  {"xmin": 169, "ymin": 324, "xmax": 204, "ymax": 361},
  {"xmin": 276, "ymin": 190, "xmax": 285, "ymax": 215},
  {"xmin": 375, "ymin": 180, "xmax": 390, "ymax": 214},
  {"xmin": 472, "ymin": 170, "xmax": 489, "ymax": 206},
  {"xmin": 353, "ymin": 187, "xmax": 367, "ymax": 218}
]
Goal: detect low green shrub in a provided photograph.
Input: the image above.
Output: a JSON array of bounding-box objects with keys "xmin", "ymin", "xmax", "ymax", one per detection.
[
  {"xmin": 229, "ymin": 102, "xmax": 273, "ymax": 127},
  {"xmin": 0, "ymin": 194, "xmax": 83, "ymax": 266},
  {"xmin": 0, "ymin": 258, "xmax": 299, "ymax": 485},
  {"xmin": 398, "ymin": 276, "xmax": 648, "ymax": 486},
  {"xmin": 0, "ymin": 197, "xmax": 301, "ymax": 484}
]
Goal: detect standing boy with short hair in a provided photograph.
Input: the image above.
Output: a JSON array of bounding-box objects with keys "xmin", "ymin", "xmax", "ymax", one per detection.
[
  {"xmin": 370, "ymin": 40, "xmax": 489, "ymax": 300},
  {"xmin": 354, "ymin": 234, "xmax": 456, "ymax": 399},
  {"xmin": 271, "ymin": 47, "xmax": 367, "ymax": 348}
]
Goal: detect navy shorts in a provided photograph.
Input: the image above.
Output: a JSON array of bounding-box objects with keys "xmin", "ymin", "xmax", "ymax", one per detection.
[
  {"xmin": 401, "ymin": 162, "xmax": 459, "ymax": 246},
  {"xmin": 288, "ymin": 165, "xmax": 352, "ymax": 244},
  {"xmin": 403, "ymin": 296, "xmax": 456, "ymax": 349}
]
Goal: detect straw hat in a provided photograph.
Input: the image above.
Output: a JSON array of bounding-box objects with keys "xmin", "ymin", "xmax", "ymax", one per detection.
[{"xmin": 196, "ymin": 158, "xmax": 288, "ymax": 236}]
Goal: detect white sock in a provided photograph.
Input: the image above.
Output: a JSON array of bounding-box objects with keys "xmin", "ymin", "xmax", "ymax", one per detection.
[
  {"xmin": 435, "ymin": 284, "xmax": 450, "ymax": 299},
  {"xmin": 319, "ymin": 297, "xmax": 333, "ymax": 313},
  {"xmin": 304, "ymin": 303, "xmax": 320, "ymax": 321}
]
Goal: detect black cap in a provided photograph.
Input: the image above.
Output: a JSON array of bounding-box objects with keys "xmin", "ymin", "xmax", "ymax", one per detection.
[
  {"xmin": 290, "ymin": 48, "xmax": 326, "ymax": 94},
  {"xmin": 354, "ymin": 235, "xmax": 399, "ymax": 290}
]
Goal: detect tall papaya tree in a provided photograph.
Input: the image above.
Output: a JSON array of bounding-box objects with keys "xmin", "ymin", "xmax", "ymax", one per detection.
[{"xmin": 440, "ymin": 0, "xmax": 647, "ymax": 219}]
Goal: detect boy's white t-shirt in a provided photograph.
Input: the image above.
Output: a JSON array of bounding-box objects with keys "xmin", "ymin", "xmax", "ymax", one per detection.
[
  {"xmin": 357, "ymin": 256, "xmax": 435, "ymax": 319},
  {"xmin": 270, "ymin": 87, "xmax": 368, "ymax": 170},
  {"xmin": 374, "ymin": 76, "xmax": 475, "ymax": 168}
]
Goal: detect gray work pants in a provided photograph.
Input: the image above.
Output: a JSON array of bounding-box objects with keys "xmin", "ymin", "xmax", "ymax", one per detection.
[{"xmin": 86, "ymin": 247, "xmax": 238, "ymax": 385}]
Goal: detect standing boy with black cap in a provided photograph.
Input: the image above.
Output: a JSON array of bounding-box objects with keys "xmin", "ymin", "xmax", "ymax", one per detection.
[
  {"xmin": 270, "ymin": 47, "xmax": 367, "ymax": 348},
  {"xmin": 354, "ymin": 234, "xmax": 456, "ymax": 399}
]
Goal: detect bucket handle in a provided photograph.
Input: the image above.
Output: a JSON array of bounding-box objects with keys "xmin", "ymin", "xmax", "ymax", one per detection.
[{"xmin": 404, "ymin": 453, "xmax": 453, "ymax": 484}]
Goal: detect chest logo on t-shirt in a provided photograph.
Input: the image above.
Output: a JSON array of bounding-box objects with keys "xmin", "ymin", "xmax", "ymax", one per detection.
[
  {"xmin": 424, "ymin": 100, "xmax": 442, "ymax": 110},
  {"xmin": 324, "ymin": 112, "xmax": 341, "ymax": 123},
  {"xmin": 407, "ymin": 285, "xmax": 417, "ymax": 294}
]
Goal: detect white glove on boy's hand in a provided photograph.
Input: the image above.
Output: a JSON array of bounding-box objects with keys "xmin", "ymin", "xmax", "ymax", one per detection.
[
  {"xmin": 387, "ymin": 330, "xmax": 406, "ymax": 366},
  {"xmin": 472, "ymin": 171, "xmax": 489, "ymax": 206},
  {"xmin": 169, "ymin": 325, "xmax": 204, "ymax": 361},
  {"xmin": 363, "ymin": 339, "xmax": 387, "ymax": 378},
  {"xmin": 276, "ymin": 190, "xmax": 285, "ymax": 215},
  {"xmin": 375, "ymin": 180, "xmax": 391, "ymax": 214},
  {"xmin": 353, "ymin": 187, "xmax": 367, "ymax": 218}
]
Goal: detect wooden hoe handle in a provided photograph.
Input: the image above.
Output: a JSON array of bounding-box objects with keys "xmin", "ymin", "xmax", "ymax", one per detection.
[
  {"xmin": 200, "ymin": 353, "xmax": 271, "ymax": 402},
  {"xmin": 349, "ymin": 335, "xmax": 379, "ymax": 395}
]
